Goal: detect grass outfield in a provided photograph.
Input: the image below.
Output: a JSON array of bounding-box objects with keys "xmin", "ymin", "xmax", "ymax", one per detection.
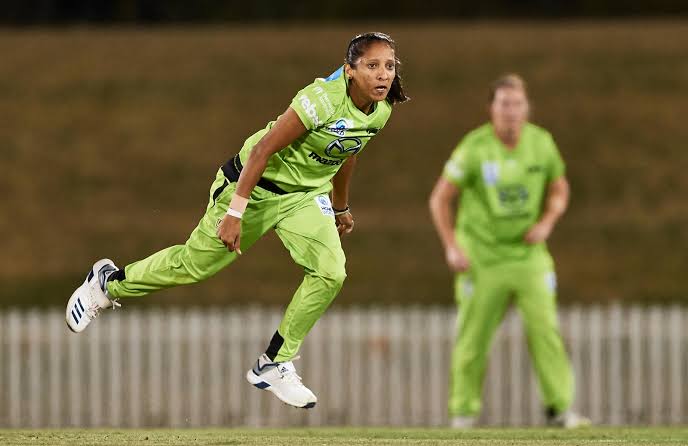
[{"xmin": 1, "ymin": 428, "xmax": 687, "ymax": 446}]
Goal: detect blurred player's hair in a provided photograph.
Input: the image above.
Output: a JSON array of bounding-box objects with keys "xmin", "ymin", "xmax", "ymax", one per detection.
[
  {"xmin": 346, "ymin": 32, "xmax": 410, "ymax": 105},
  {"xmin": 489, "ymin": 73, "xmax": 527, "ymax": 103}
]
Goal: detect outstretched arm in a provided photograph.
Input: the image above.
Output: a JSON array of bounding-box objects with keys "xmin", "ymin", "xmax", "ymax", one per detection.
[{"xmin": 217, "ymin": 107, "xmax": 306, "ymax": 252}]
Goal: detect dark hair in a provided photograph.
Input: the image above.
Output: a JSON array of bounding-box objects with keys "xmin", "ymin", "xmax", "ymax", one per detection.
[{"xmin": 345, "ymin": 32, "xmax": 410, "ymax": 105}]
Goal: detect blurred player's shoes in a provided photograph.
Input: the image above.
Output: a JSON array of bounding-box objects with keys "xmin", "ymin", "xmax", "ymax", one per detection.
[
  {"xmin": 66, "ymin": 258, "xmax": 121, "ymax": 333},
  {"xmin": 547, "ymin": 410, "xmax": 591, "ymax": 428},
  {"xmin": 246, "ymin": 353, "xmax": 317, "ymax": 409},
  {"xmin": 449, "ymin": 415, "xmax": 477, "ymax": 429}
]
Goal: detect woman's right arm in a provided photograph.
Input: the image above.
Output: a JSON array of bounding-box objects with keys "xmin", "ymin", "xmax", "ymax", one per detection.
[
  {"xmin": 233, "ymin": 107, "xmax": 306, "ymax": 199},
  {"xmin": 217, "ymin": 107, "xmax": 306, "ymax": 253},
  {"xmin": 428, "ymin": 177, "xmax": 470, "ymax": 272}
]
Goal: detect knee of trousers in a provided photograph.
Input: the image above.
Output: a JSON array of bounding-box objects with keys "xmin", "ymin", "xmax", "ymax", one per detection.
[
  {"xmin": 181, "ymin": 257, "xmax": 224, "ymax": 283},
  {"xmin": 455, "ymin": 345, "xmax": 489, "ymax": 369},
  {"xmin": 309, "ymin": 266, "xmax": 347, "ymax": 295}
]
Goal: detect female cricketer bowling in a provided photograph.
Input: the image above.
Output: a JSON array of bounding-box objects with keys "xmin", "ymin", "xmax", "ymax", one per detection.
[{"xmin": 66, "ymin": 32, "xmax": 409, "ymax": 409}]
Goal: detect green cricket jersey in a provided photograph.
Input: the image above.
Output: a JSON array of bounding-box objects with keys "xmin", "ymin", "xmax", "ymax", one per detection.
[
  {"xmin": 442, "ymin": 123, "xmax": 565, "ymax": 266},
  {"xmin": 238, "ymin": 66, "xmax": 393, "ymax": 193}
]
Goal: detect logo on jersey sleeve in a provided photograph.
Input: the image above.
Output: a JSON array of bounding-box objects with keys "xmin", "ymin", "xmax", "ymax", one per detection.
[
  {"xmin": 312, "ymin": 86, "xmax": 335, "ymax": 116},
  {"xmin": 444, "ymin": 159, "xmax": 464, "ymax": 181},
  {"xmin": 298, "ymin": 94, "xmax": 320, "ymax": 126}
]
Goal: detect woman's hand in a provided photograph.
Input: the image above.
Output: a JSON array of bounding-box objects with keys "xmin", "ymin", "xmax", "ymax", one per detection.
[
  {"xmin": 335, "ymin": 211, "xmax": 354, "ymax": 236},
  {"xmin": 524, "ymin": 219, "xmax": 553, "ymax": 244},
  {"xmin": 445, "ymin": 244, "xmax": 470, "ymax": 273},
  {"xmin": 217, "ymin": 215, "xmax": 243, "ymax": 254}
]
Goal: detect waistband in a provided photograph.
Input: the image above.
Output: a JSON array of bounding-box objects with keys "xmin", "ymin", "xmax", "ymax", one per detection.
[{"xmin": 221, "ymin": 154, "xmax": 288, "ymax": 195}]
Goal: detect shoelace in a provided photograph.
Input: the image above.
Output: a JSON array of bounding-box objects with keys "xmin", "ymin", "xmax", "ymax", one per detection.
[
  {"xmin": 84, "ymin": 296, "xmax": 121, "ymax": 321},
  {"xmin": 84, "ymin": 298, "xmax": 102, "ymax": 320}
]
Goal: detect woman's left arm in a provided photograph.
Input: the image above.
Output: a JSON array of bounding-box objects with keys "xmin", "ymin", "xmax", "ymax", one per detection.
[{"xmin": 332, "ymin": 155, "xmax": 357, "ymax": 236}]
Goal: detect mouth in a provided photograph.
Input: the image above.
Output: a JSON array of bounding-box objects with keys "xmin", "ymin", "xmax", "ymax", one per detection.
[{"xmin": 374, "ymin": 85, "xmax": 388, "ymax": 95}]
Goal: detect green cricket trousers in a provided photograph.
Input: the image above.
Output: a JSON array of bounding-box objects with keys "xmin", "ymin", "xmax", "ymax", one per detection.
[
  {"xmin": 107, "ymin": 165, "xmax": 346, "ymax": 362},
  {"xmin": 448, "ymin": 254, "xmax": 574, "ymax": 417}
]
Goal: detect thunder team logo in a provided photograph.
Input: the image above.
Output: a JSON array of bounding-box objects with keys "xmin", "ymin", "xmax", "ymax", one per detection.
[{"xmin": 327, "ymin": 118, "xmax": 353, "ymax": 136}]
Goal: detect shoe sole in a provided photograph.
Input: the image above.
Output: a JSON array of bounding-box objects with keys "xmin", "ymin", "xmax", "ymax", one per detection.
[
  {"xmin": 245, "ymin": 370, "xmax": 316, "ymax": 409},
  {"xmin": 65, "ymin": 319, "xmax": 77, "ymax": 333}
]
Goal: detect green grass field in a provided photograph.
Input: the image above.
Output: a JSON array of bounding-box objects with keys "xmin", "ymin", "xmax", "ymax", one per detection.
[{"xmin": 1, "ymin": 428, "xmax": 687, "ymax": 446}]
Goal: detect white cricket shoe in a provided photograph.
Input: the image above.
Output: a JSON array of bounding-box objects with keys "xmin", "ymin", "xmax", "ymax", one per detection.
[
  {"xmin": 547, "ymin": 410, "xmax": 592, "ymax": 428},
  {"xmin": 246, "ymin": 354, "xmax": 317, "ymax": 409},
  {"xmin": 450, "ymin": 415, "xmax": 477, "ymax": 429},
  {"xmin": 66, "ymin": 258, "xmax": 120, "ymax": 333}
]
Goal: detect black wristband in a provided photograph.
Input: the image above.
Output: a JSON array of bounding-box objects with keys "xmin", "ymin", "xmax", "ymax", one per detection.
[{"xmin": 333, "ymin": 205, "xmax": 350, "ymax": 215}]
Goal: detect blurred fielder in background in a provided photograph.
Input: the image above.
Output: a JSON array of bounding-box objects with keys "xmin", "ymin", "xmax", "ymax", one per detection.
[{"xmin": 429, "ymin": 74, "xmax": 589, "ymax": 428}]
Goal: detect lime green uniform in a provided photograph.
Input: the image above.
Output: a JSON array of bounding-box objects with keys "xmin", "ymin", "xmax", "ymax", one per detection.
[
  {"xmin": 442, "ymin": 123, "xmax": 574, "ymax": 417},
  {"xmin": 107, "ymin": 67, "xmax": 392, "ymax": 361}
]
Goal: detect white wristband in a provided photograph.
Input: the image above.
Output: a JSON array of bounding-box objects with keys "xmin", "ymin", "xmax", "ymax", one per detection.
[{"xmin": 226, "ymin": 208, "xmax": 243, "ymax": 219}]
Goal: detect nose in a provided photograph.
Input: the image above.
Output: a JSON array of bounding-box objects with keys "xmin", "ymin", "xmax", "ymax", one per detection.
[{"xmin": 377, "ymin": 67, "xmax": 389, "ymax": 81}]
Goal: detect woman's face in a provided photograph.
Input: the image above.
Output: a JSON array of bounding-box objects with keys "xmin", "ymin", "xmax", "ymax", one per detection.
[
  {"xmin": 490, "ymin": 87, "xmax": 529, "ymax": 134},
  {"xmin": 346, "ymin": 41, "xmax": 396, "ymax": 104}
]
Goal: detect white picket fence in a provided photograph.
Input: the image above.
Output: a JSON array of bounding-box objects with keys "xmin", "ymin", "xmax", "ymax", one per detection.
[{"xmin": 0, "ymin": 304, "xmax": 685, "ymax": 428}]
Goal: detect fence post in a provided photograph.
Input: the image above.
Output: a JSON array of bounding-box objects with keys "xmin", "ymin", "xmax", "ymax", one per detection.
[
  {"xmin": 608, "ymin": 303, "xmax": 623, "ymax": 425},
  {"xmin": 8, "ymin": 311, "xmax": 21, "ymax": 428},
  {"xmin": 588, "ymin": 305, "xmax": 602, "ymax": 423},
  {"xmin": 648, "ymin": 306, "xmax": 663, "ymax": 425},
  {"xmin": 628, "ymin": 305, "xmax": 644, "ymax": 424},
  {"xmin": 668, "ymin": 304, "xmax": 683, "ymax": 424}
]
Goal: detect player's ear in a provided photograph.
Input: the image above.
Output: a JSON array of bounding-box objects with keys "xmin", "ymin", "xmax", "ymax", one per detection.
[{"xmin": 344, "ymin": 64, "xmax": 354, "ymax": 80}]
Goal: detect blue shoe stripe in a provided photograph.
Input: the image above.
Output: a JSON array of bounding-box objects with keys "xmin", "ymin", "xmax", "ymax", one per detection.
[
  {"xmin": 254, "ymin": 381, "xmax": 270, "ymax": 389},
  {"xmin": 71, "ymin": 309, "xmax": 79, "ymax": 324},
  {"xmin": 74, "ymin": 304, "xmax": 82, "ymax": 319},
  {"xmin": 77, "ymin": 298, "xmax": 85, "ymax": 313},
  {"xmin": 87, "ymin": 270, "xmax": 94, "ymax": 282}
]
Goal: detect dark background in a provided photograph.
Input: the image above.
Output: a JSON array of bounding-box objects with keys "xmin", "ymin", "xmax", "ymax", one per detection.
[
  {"xmin": 1, "ymin": 3, "xmax": 687, "ymax": 308},
  {"xmin": 1, "ymin": 0, "xmax": 687, "ymax": 23}
]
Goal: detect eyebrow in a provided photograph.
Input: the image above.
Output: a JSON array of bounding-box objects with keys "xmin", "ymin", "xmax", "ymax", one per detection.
[{"xmin": 361, "ymin": 57, "xmax": 396, "ymax": 64}]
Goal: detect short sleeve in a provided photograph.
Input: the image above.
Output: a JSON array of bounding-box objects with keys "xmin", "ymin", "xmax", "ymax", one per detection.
[
  {"xmin": 442, "ymin": 142, "xmax": 474, "ymax": 188},
  {"xmin": 546, "ymin": 134, "xmax": 566, "ymax": 181},
  {"xmin": 290, "ymin": 81, "xmax": 337, "ymax": 131}
]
